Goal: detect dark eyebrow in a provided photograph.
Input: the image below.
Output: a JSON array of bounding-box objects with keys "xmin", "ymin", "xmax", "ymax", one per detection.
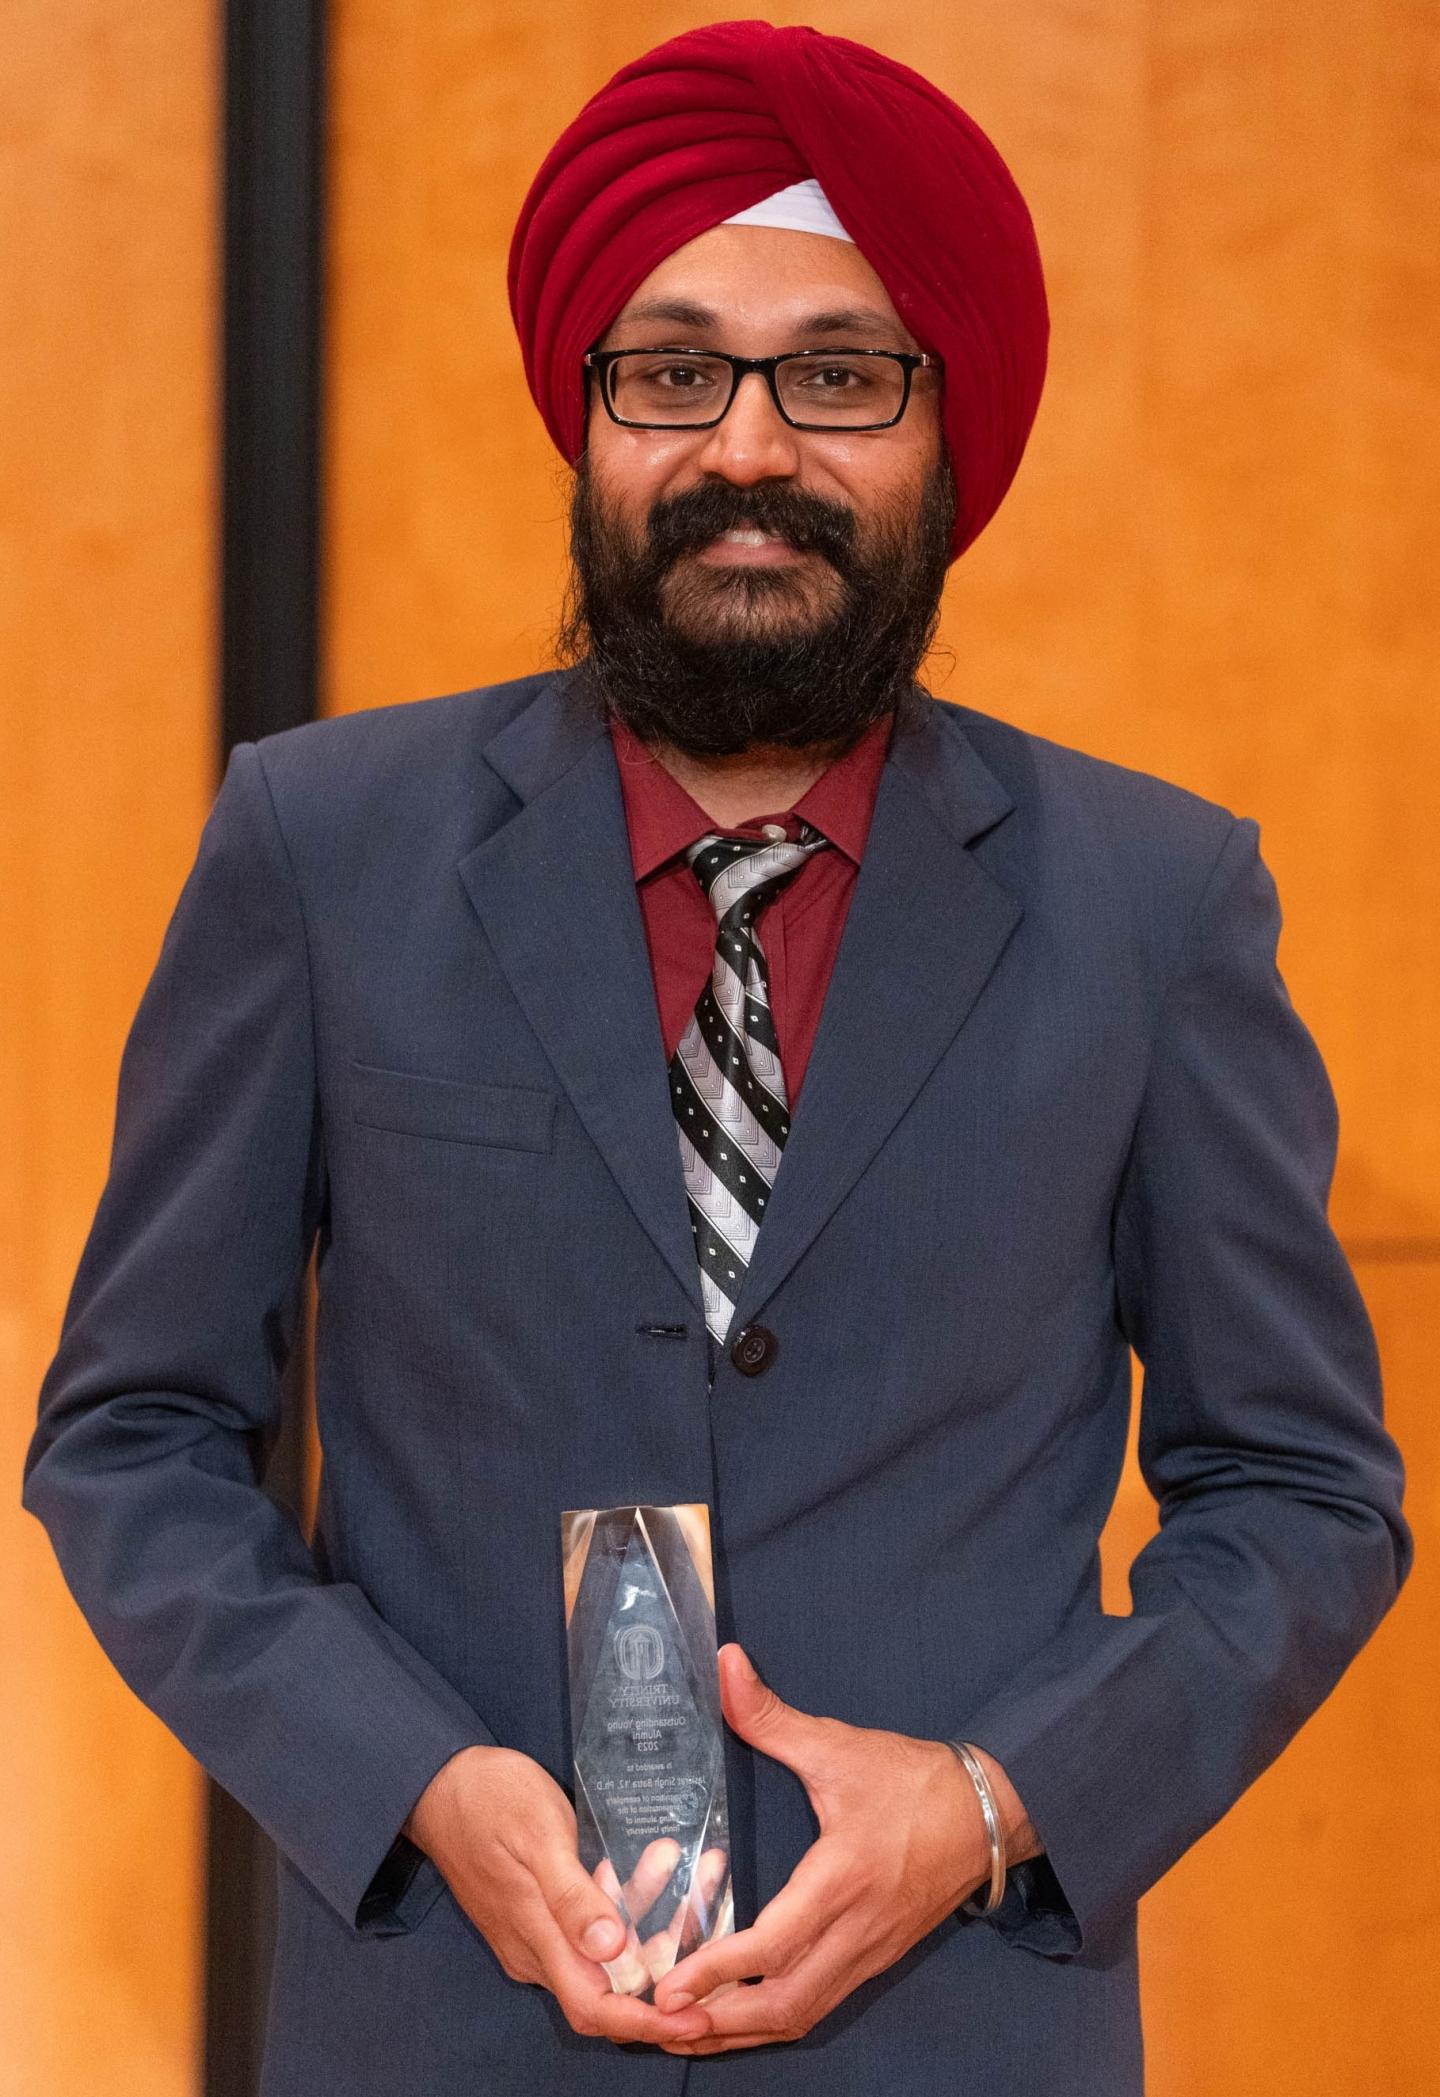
[
  {"xmin": 789, "ymin": 307, "xmax": 908, "ymax": 343},
  {"xmin": 605, "ymin": 298, "xmax": 911, "ymax": 346},
  {"xmin": 609, "ymin": 298, "xmax": 722, "ymax": 333}
]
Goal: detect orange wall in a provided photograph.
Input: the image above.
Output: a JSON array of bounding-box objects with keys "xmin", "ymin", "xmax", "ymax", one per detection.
[
  {"xmin": 2, "ymin": 5, "xmax": 214, "ymax": 2092},
  {"xmin": 326, "ymin": 4, "xmax": 1438, "ymax": 2092}
]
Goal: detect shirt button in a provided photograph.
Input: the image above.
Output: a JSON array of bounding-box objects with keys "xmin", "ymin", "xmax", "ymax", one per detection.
[{"xmin": 761, "ymin": 823, "xmax": 787, "ymax": 841}]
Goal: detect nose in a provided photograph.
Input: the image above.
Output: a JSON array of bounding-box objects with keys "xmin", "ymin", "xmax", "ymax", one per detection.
[{"xmin": 693, "ymin": 369, "xmax": 802, "ymax": 486}]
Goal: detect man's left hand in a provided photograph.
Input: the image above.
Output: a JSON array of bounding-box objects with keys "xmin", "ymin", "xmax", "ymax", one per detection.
[{"xmin": 651, "ymin": 1643, "xmax": 1035, "ymax": 2055}]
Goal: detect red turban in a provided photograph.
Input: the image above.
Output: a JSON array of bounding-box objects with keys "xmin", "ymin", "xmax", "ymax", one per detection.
[{"xmin": 508, "ymin": 20, "xmax": 1048, "ymax": 562}]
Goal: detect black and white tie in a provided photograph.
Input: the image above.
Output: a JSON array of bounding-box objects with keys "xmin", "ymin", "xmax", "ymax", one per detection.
[{"xmin": 668, "ymin": 822, "xmax": 832, "ymax": 1356}]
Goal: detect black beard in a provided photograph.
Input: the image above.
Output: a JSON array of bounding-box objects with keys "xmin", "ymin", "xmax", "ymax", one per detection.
[{"xmin": 554, "ymin": 450, "xmax": 956, "ymax": 758}]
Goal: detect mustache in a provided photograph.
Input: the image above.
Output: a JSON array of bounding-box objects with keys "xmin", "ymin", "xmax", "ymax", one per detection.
[{"xmin": 644, "ymin": 481, "xmax": 858, "ymax": 573}]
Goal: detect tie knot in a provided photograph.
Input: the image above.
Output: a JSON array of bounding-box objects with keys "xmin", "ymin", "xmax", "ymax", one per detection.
[{"xmin": 684, "ymin": 823, "xmax": 831, "ymax": 926}]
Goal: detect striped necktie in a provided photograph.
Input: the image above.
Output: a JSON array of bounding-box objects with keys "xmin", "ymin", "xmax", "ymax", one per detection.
[{"xmin": 668, "ymin": 822, "xmax": 832, "ymax": 1358}]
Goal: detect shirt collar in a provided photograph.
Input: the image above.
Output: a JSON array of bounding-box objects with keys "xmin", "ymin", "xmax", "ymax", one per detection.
[{"xmin": 610, "ymin": 707, "xmax": 895, "ymax": 882}]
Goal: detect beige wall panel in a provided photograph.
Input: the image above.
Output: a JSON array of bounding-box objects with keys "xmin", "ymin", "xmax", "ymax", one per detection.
[
  {"xmin": 328, "ymin": 4, "xmax": 1434, "ymax": 2090},
  {"xmin": 2, "ymin": 3, "xmax": 216, "ymax": 2090}
]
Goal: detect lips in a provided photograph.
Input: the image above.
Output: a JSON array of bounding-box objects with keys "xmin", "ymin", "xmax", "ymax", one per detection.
[
  {"xmin": 692, "ymin": 525, "xmax": 809, "ymax": 558},
  {"xmin": 691, "ymin": 526, "xmax": 809, "ymax": 567}
]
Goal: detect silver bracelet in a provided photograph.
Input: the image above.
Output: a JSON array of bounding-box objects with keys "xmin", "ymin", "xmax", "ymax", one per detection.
[{"xmin": 946, "ymin": 1739, "xmax": 1006, "ymax": 1914}]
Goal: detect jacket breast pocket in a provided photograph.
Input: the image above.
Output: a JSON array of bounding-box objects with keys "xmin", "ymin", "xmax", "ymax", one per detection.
[{"xmin": 348, "ymin": 1059, "xmax": 556, "ymax": 1153}]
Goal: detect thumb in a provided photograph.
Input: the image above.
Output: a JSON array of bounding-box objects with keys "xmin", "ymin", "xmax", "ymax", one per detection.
[
  {"xmin": 532, "ymin": 1843, "xmax": 628, "ymax": 1963},
  {"xmin": 718, "ymin": 1644, "xmax": 825, "ymax": 1773}
]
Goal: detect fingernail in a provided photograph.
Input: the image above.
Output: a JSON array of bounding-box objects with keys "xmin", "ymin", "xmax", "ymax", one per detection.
[
  {"xmin": 732, "ymin": 1646, "xmax": 757, "ymax": 1682},
  {"xmin": 663, "ymin": 1991, "xmax": 696, "ymax": 2011},
  {"xmin": 582, "ymin": 1919, "xmax": 621, "ymax": 1957}
]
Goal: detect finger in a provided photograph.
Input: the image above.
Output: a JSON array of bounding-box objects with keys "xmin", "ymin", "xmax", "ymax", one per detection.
[
  {"xmin": 530, "ymin": 1838, "xmax": 628, "ymax": 1965},
  {"xmin": 661, "ymin": 1925, "xmax": 863, "ymax": 2054},
  {"xmin": 590, "ymin": 1857, "xmax": 650, "ymax": 1998},
  {"xmin": 695, "ymin": 1845, "xmax": 731, "ymax": 1923},
  {"xmin": 717, "ymin": 1646, "xmax": 833, "ymax": 1780},
  {"xmin": 529, "ymin": 1907, "xmax": 712, "ymax": 2048},
  {"xmin": 670, "ymin": 1846, "xmax": 732, "ymax": 1968},
  {"xmin": 619, "ymin": 1837, "xmax": 681, "ymax": 1927},
  {"xmin": 559, "ymin": 1966, "xmax": 713, "ymax": 2048},
  {"xmin": 654, "ymin": 1839, "xmax": 845, "ymax": 2010},
  {"xmin": 637, "ymin": 1844, "xmax": 730, "ymax": 1985}
]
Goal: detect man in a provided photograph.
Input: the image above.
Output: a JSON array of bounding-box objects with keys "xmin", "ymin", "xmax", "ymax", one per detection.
[{"xmin": 23, "ymin": 21, "xmax": 1410, "ymax": 2096}]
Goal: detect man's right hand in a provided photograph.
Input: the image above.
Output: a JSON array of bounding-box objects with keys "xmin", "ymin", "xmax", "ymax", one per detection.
[{"xmin": 402, "ymin": 1745, "xmax": 715, "ymax": 2049}]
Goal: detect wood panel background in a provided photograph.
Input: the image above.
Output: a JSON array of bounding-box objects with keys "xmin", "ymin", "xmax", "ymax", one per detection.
[
  {"xmin": 2, "ymin": 3, "xmax": 215, "ymax": 2093},
  {"xmin": 325, "ymin": 3, "xmax": 1438, "ymax": 2092},
  {"xmin": 6, "ymin": 2, "xmax": 1434, "ymax": 2092}
]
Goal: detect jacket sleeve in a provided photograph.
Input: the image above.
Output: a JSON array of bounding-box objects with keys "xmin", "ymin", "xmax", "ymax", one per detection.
[
  {"xmin": 956, "ymin": 815, "xmax": 1413, "ymax": 1959},
  {"xmin": 20, "ymin": 739, "xmax": 496, "ymax": 1937}
]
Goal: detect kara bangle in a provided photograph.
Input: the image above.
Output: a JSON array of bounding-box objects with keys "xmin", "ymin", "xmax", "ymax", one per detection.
[{"xmin": 946, "ymin": 1739, "xmax": 1006, "ymax": 1915}]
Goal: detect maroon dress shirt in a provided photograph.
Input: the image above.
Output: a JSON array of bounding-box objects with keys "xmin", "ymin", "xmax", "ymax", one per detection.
[{"xmin": 609, "ymin": 708, "xmax": 895, "ymax": 1109}]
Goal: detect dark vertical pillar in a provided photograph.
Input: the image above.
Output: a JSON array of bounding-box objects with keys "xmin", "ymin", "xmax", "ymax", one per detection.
[
  {"xmin": 220, "ymin": 0, "xmax": 326, "ymax": 752},
  {"xmin": 210, "ymin": 3, "xmax": 326, "ymax": 2090}
]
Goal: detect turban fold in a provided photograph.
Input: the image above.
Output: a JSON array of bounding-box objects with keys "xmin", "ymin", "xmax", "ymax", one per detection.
[
  {"xmin": 724, "ymin": 176, "xmax": 854, "ymax": 242},
  {"xmin": 508, "ymin": 20, "xmax": 1049, "ymax": 562}
]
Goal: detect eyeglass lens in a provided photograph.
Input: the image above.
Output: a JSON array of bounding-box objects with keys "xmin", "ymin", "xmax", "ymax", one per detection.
[{"xmin": 605, "ymin": 352, "xmax": 908, "ymax": 427}]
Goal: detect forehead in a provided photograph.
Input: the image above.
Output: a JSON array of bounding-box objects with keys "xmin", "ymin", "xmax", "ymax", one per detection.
[{"xmin": 603, "ymin": 223, "xmax": 919, "ymax": 350}]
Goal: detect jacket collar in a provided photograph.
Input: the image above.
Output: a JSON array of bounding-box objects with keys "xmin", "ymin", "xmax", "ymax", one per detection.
[{"xmin": 459, "ymin": 667, "xmax": 1021, "ymax": 1325}]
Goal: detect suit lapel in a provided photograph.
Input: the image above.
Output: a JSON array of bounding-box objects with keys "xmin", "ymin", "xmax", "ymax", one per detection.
[
  {"xmin": 456, "ymin": 675, "xmax": 1022, "ymax": 1334},
  {"xmin": 731, "ymin": 701, "xmax": 1022, "ymax": 1327},
  {"xmin": 457, "ymin": 673, "xmax": 705, "ymax": 1311}
]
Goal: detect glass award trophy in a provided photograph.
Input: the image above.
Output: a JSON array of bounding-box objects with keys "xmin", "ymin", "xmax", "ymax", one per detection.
[{"xmin": 561, "ymin": 1503, "xmax": 733, "ymax": 1999}]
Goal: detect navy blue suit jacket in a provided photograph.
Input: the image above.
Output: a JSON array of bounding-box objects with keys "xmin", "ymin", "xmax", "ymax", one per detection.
[{"xmin": 23, "ymin": 671, "xmax": 1411, "ymax": 2094}]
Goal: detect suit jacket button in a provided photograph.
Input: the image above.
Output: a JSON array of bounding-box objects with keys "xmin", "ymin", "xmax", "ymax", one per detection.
[{"xmin": 730, "ymin": 1324, "xmax": 776, "ymax": 1376}]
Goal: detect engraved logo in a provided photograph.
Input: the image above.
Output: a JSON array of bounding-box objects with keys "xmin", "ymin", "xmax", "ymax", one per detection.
[{"xmin": 615, "ymin": 1623, "xmax": 665, "ymax": 1681}]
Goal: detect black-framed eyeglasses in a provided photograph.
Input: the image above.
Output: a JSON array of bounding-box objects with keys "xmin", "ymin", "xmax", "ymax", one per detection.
[{"xmin": 583, "ymin": 346, "xmax": 942, "ymax": 432}]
